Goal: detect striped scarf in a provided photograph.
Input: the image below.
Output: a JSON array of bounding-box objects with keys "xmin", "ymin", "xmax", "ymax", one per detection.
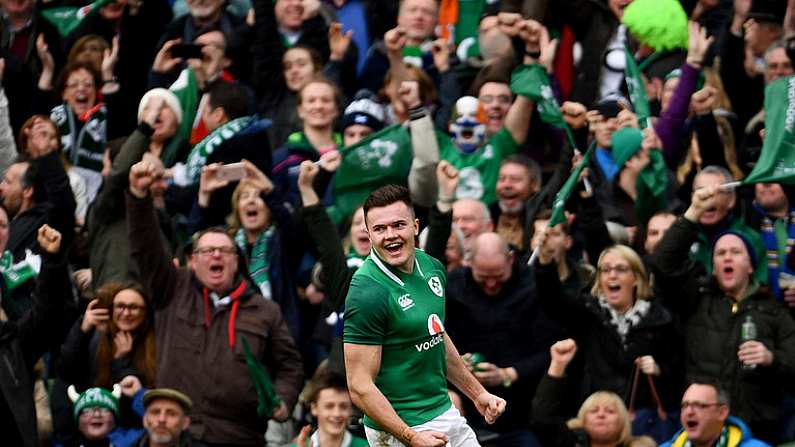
[
  {"xmin": 757, "ymin": 205, "xmax": 795, "ymax": 299},
  {"xmin": 235, "ymin": 226, "xmax": 274, "ymax": 300}
]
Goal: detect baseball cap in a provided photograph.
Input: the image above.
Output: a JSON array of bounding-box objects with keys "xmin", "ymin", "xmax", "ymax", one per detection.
[{"xmin": 144, "ymin": 388, "xmax": 194, "ymax": 413}]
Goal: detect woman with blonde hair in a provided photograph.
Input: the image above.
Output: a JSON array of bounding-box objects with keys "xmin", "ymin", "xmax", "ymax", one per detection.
[
  {"xmin": 536, "ymin": 244, "xmax": 683, "ymax": 441},
  {"xmin": 532, "ymin": 339, "xmax": 655, "ymax": 447}
]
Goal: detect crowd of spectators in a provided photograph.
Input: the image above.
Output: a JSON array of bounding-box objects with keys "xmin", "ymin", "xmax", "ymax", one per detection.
[{"xmin": 1, "ymin": 0, "xmax": 795, "ymax": 446}]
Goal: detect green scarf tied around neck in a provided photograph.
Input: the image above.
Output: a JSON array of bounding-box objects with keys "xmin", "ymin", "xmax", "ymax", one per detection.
[{"xmin": 235, "ymin": 226, "xmax": 275, "ymax": 300}]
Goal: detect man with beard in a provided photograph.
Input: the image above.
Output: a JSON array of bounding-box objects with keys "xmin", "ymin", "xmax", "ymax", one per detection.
[
  {"xmin": 344, "ymin": 185, "xmax": 506, "ymax": 447},
  {"xmin": 136, "ymin": 388, "xmax": 206, "ymax": 447},
  {"xmin": 489, "ymin": 155, "xmax": 541, "ymax": 253}
]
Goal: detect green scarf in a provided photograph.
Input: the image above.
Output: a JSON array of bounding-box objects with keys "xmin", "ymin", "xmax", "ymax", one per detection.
[
  {"xmin": 675, "ymin": 425, "xmax": 734, "ymax": 447},
  {"xmin": 235, "ymin": 226, "xmax": 274, "ymax": 300},
  {"xmin": 0, "ymin": 250, "xmax": 40, "ymax": 291},
  {"xmin": 50, "ymin": 103, "xmax": 107, "ymax": 173},
  {"xmin": 184, "ymin": 115, "xmax": 254, "ymax": 185}
]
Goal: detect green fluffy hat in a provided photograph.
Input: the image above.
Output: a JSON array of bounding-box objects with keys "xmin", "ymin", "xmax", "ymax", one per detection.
[
  {"xmin": 621, "ymin": 0, "xmax": 689, "ymax": 51},
  {"xmin": 68, "ymin": 384, "xmax": 121, "ymax": 420},
  {"xmin": 611, "ymin": 127, "xmax": 645, "ymax": 168}
]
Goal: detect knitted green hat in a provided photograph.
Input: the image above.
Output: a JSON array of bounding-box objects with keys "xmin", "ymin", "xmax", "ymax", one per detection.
[
  {"xmin": 611, "ymin": 127, "xmax": 645, "ymax": 168},
  {"xmin": 68, "ymin": 385, "xmax": 121, "ymax": 421}
]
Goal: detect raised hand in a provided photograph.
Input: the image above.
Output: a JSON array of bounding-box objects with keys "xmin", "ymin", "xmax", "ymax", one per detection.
[
  {"xmin": 684, "ymin": 184, "xmax": 720, "ymax": 222},
  {"xmin": 241, "ymin": 160, "xmax": 274, "ymax": 193},
  {"xmin": 120, "ymin": 375, "xmax": 142, "ymax": 397},
  {"xmin": 436, "ymin": 160, "xmax": 459, "ymax": 204},
  {"xmin": 141, "ymin": 97, "xmax": 165, "ymax": 127},
  {"xmin": 548, "ymin": 338, "xmax": 577, "ymax": 377},
  {"xmin": 431, "ymin": 38, "xmax": 450, "ymax": 73},
  {"xmin": 37, "ymin": 224, "xmax": 62, "ymax": 254},
  {"xmin": 81, "ymin": 299, "xmax": 109, "ymax": 333},
  {"xmin": 687, "ymin": 21, "xmax": 713, "ymax": 68},
  {"xmin": 197, "ymin": 163, "xmax": 230, "ymax": 207},
  {"xmin": 102, "ymin": 35, "xmax": 120, "ymax": 81},
  {"xmin": 298, "ymin": 160, "xmax": 320, "ymax": 190},
  {"xmin": 318, "ymin": 150, "xmax": 342, "ymax": 172},
  {"xmin": 691, "ymin": 86, "xmax": 718, "ymax": 115},
  {"xmin": 398, "ymin": 80, "xmax": 422, "ymax": 110},
  {"xmin": 561, "ymin": 101, "xmax": 588, "ymax": 129},
  {"xmin": 329, "ymin": 22, "xmax": 353, "ymax": 62},
  {"xmin": 384, "ymin": 27, "xmax": 408, "ymax": 58},
  {"xmin": 152, "ymin": 39, "xmax": 183, "ymax": 74},
  {"xmin": 129, "ymin": 157, "xmax": 165, "ymax": 198},
  {"xmin": 36, "ymin": 34, "xmax": 55, "ymax": 90}
]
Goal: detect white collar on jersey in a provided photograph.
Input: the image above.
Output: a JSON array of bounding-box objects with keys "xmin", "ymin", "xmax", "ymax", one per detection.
[{"xmin": 369, "ymin": 249, "xmax": 425, "ymax": 286}]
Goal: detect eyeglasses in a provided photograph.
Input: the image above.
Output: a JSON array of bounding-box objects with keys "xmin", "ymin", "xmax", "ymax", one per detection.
[
  {"xmin": 194, "ymin": 246, "xmax": 237, "ymax": 256},
  {"xmin": 680, "ymin": 401, "xmax": 723, "ymax": 411},
  {"xmin": 598, "ymin": 265, "xmax": 632, "ymax": 274},
  {"xmin": 114, "ymin": 303, "xmax": 145, "ymax": 314},
  {"xmin": 81, "ymin": 407, "xmax": 112, "ymax": 417}
]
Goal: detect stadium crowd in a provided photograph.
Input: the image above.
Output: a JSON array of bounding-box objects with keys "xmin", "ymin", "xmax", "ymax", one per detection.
[{"xmin": 1, "ymin": 0, "xmax": 795, "ymax": 446}]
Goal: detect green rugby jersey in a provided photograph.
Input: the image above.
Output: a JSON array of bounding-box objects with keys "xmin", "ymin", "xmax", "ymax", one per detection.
[
  {"xmin": 344, "ymin": 249, "xmax": 451, "ymax": 429},
  {"xmin": 440, "ymin": 126, "xmax": 519, "ymax": 204}
]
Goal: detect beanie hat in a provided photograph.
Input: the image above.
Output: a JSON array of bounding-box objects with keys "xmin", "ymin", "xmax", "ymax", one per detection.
[
  {"xmin": 137, "ymin": 88, "xmax": 183, "ymax": 125},
  {"xmin": 611, "ymin": 127, "xmax": 645, "ymax": 168},
  {"xmin": 68, "ymin": 385, "xmax": 121, "ymax": 421},
  {"xmin": 713, "ymin": 230, "xmax": 758, "ymax": 270},
  {"xmin": 664, "ymin": 68, "xmax": 682, "ymax": 82},
  {"xmin": 341, "ymin": 89, "xmax": 385, "ymax": 132}
]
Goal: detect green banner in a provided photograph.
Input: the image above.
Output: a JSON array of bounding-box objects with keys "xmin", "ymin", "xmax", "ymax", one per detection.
[
  {"xmin": 331, "ymin": 124, "xmax": 413, "ymax": 221},
  {"xmin": 549, "ymin": 141, "xmax": 596, "ymax": 227},
  {"xmin": 744, "ymin": 75, "xmax": 795, "ymax": 185},
  {"xmin": 41, "ymin": 0, "xmax": 114, "ymax": 37},
  {"xmin": 624, "ymin": 46, "xmax": 651, "ymax": 129}
]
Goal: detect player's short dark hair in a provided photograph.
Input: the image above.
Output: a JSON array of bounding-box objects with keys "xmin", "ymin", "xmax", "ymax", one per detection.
[
  {"xmin": 208, "ymin": 81, "xmax": 252, "ymax": 121},
  {"xmin": 362, "ymin": 185, "xmax": 413, "ymax": 226}
]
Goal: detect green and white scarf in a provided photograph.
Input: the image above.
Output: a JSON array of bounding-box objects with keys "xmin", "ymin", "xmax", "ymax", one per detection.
[
  {"xmin": 180, "ymin": 115, "xmax": 254, "ymax": 185},
  {"xmin": 0, "ymin": 250, "xmax": 41, "ymax": 291},
  {"xmin": 235, "ymin": 226, "xmax": 274, "ymax": 300}
]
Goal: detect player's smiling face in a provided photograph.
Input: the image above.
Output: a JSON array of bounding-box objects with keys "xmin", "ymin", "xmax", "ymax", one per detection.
[{"xmin": 366, "ymin": 201, "xmax": 419, "ymax": 273}]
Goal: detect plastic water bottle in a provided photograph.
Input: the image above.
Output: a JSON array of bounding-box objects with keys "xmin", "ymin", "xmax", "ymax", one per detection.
[{"xmin": 741, "ymin": 315, "xmax": 757, "ymax": 370}]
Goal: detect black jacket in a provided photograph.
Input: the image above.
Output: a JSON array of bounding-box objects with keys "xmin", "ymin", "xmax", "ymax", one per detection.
[
  {"xmin": 445, "ymin": 261, "xmax": 565, "ymax": 432},
  {"xmin": 0, "ymin": 254, "xmax": 69, "ymax": 447},
  {"xmin": 650, "ymin": 217, "xmax": 795, "ymax": 431},
  {"xmin": 535, "ymin": 263, "xmax": 684, "ymax": 411}
]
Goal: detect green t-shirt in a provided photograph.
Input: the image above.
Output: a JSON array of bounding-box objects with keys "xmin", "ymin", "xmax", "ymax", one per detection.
[
  {"xmin": 439, "ymin": 127, "xmax": 519, "ymax": 204},
  {"xmin": 344, "ymin": 249, "xmax": 451, "ymax": 429}
]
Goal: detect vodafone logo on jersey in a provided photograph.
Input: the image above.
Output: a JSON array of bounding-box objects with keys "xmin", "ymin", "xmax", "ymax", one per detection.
[
  {"xmin": 415, "ymin": 314, "xmax": 445, "ymax": 352},
  {"xmin": 427, "ymin": 314, "xmax": 445, "ymax": 336}
]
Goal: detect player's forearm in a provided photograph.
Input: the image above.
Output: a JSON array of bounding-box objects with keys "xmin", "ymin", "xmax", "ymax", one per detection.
[
  {"xmin": 444, "ymin": 334, "xmax": 486, "ymax": 401},
  {"xmin": 504, "ymin": 96, "xmax": 533, "ymax": 145},
  {"xmin": 349, "ymin": 380, "xmax": 415, "ymax": 442}
]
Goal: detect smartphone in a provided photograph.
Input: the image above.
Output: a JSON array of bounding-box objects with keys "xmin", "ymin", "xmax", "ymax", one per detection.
[
  {"xmin": 171, "ymin": 43, "xmax": 204, "ymax": 60},
  {"xmin": 216, "ymin": 162, "xmax": 247, "ymax": 182}
]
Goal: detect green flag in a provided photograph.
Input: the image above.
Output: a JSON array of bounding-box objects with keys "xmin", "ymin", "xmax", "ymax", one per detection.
[
  {"xmin": 331, "ymin": 124, "xmax": 413, "ymax": 221},
  {"xmin": 241, "ymin": 338, "xmax": 281, "ymax": 419},
  {"xmin": 743, "ymin": 75, "xmax": 795, "ymax": 185},
  {"xmin": 549, "ymin": 141, "xmax": 596, "ymax": 227},
  {"xmin": 41, "ymin": 0, "xmax": 114, "ymax": 37},
  {"xmin": 510, "ymin": 63, "xmax": 579, "ymax": 151},
  {"xmin": 624, "ymin": 46, "xmax": 652, "ymax": 129},
  {"xmin": 170, "ymin": 68, "xmax": 200, "ymax": 146}
]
